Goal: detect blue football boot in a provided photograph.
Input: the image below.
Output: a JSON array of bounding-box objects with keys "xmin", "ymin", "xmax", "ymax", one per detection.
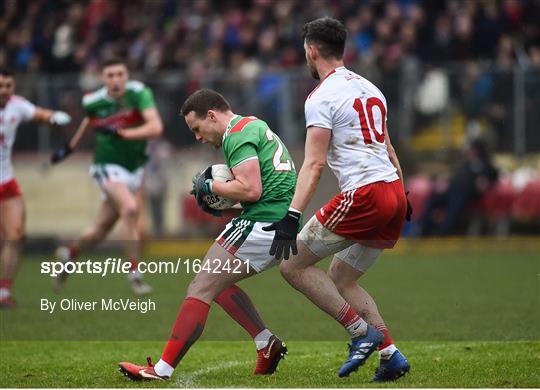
[
  {"xmin": 372, "ymin": 350, "xmax": 410, "ymax": 382},
  {"xmin": 338, "ymin": 325, "xmax": 384, "ymax": 377}
]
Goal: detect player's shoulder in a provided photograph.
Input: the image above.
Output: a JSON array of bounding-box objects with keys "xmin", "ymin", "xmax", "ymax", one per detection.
[
  {"xmin": 125, "ymin": 80, "xmax": 148, "ymax": 93},
  {"xmin": 226, "ymin": 116, "xmax": 263, "ymax": 136},
  {"xmin": 9, "ymin": 95, "xmax": 33, "ymax": 106},
  {"xmin": 82, "ymin": 87, "xmax": 108, "ymax": 106},
  {"xmin": 6, "ymin": 95, "xmax": 35, "ymax": 115}
]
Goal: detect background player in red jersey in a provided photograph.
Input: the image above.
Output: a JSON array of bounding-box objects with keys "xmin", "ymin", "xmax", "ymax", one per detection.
[
  {"xmin": 0, "ymin": 68, "xmax": 71, "ymax": 309},
  {"xmin": 264, "ymin": 18, "xmax": 412, "ymax": 381}
]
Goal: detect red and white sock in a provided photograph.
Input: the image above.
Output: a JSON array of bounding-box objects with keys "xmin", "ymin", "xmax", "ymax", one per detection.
[
  {"xmin": 375, "ymin": 324, "xmax": 396, "ymax": 359},
  {"xmin": 155, "ymin": 297, "xmax": 210, "ymax": 377},
  {"xmin": 336, "ymin": 302, "xmax": 367, "ymax": 338},
  {"xmin": 0, "ymin": 279, "xmax": 12, "ymax": 299}
]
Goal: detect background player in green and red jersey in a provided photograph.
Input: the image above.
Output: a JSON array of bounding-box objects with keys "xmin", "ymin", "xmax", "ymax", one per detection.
[
  {"xmin": 118, "ymin": 89, "xmax": 296, "ymax": 380},
  {"xmin": 51, "ymin": 58, "xmax": 163, "ymax": 295}
]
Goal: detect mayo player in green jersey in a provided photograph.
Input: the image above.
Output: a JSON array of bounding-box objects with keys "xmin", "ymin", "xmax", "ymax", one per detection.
[
  {"xmin": 118, "ymin": 89, "xmax": 296, "ymax": 380},
  {"xmin": 51, "ymin": 58, "xmax": 163, "ymax": 295}
]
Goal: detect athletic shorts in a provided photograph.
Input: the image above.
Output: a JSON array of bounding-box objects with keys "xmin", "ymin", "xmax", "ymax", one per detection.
[
  {"xmin": 0, "ymin": 178, "xmax": 22, "ymax": 202},
  {"xmin": 315, "ymin": 179, "xmax": 406, "ymax": 249},
  {"xmin": 298, "ymin": 180, "xmax": 405, "ymax": 273},
  {"xmin": 216, "ymin": 218, "xmax": 281, "ymax": 273},
  {"xmin": 90, "ymin": 164, "xmax": 144, "ymax": 195}
]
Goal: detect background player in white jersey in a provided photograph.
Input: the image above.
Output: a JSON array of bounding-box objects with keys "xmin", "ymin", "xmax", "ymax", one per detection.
[
  {"xmin": 264, "ymin": 18, "xmax": 412, "ymax": 381},
  {"xmin": 0, "ymin": 68, "xmax": 71, "ymax": 309}
]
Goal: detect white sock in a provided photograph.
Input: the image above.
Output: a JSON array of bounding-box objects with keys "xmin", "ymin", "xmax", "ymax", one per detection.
[
  {"xmin": 154, "ymin": 359, "xmax": 174, "ymax": 377},
  {"xmin": 0, "ymin": 288, "xmax": 10, "ymax": 299},
  {"xmin": 379, "ymin": 344, "xmax": 397, "ymax": 360},
  {"xmin": 127, "ymin": 269, "xmax": 142, "ymax": 282},
  {"xmin": 347, "ymin": 318, "xmax": 368, "ymax": 339},
  {"xmin": 254, "ymin": 329, "xmax": 273, "ymax": 350}
]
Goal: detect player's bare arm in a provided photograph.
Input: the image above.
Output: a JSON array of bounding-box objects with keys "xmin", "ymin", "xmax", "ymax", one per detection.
[
  {"xmin": 290, "ymin": 126, "xmax": 331, "ymax": 213},
  {"xmin": 211, "ymin": 159, "xmax": 262, "ymax": 203},
  {"xmin": 32, "ymin": 107, "xmax": 71, "ymax": 126},
  {"xmin": 116, "ymin": 108, "xmax": 163, "ymax": 140},
  {"xmin": 50, "ymin": 117, "xmax": 91, "ymax": 164}
]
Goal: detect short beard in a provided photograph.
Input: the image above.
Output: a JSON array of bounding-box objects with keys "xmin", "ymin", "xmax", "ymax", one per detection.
[{"xmin": 311, "ymin": 66, "xmax": 320, "ymax": 80}]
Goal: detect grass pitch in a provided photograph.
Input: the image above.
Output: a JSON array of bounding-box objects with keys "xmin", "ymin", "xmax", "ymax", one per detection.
[{"xmin": 1, "ymin": 241, "xmax": 539, "ymax": 387}]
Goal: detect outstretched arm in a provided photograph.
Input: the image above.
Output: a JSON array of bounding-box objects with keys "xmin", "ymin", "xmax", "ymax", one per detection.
[
  {"xmin": 50, "ymin": 117, "xmax": 90, "ymax": 164},
  {"xmin": 117, "ymin": 108, "xmax": 163, "ymax": 140},
  {"xmin": 32, "ymin": 107, "xmax": 71, "ymax": 126}
]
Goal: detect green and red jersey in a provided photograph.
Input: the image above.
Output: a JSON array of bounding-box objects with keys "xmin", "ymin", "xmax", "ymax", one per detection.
[
  {"xmin": 222, "ymin": 115, "xmax": 297, "ymax": 222},
  {"xmin": 82, "ymin": 80, "xmax": 156, "ymax": 171}
]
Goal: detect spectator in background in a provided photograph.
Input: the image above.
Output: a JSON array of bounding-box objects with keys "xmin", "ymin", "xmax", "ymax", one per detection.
[{"xmin": 420, "ymin": 139, "xmax": 499, "ymax": 236}]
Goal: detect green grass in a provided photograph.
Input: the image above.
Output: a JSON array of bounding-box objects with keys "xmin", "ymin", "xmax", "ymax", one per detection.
[
  {"xmin": 1, "ymin": 340, "xmax": 539, "ymax": 387},
  {"xmin": 1, "ymin": 247, "xmax": 539, "ymax": 387}
]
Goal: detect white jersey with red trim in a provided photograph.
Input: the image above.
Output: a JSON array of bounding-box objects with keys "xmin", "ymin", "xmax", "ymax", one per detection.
[
  {"xmin": 0, "ymin": 95, "xmax": 36, "ymax": 184},
  {"xmin": 305, "ymin": 66, "xmax": 398, "ymax": 192}
]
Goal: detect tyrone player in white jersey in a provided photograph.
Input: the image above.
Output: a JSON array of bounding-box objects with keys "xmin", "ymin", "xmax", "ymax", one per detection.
[
  {"xmin": 263, "ymin": 18, "xmax": 411, "ymax": 381},
  {"xmin": 0, "ymin": 68, "xmax": 71, "ymax": 309}
]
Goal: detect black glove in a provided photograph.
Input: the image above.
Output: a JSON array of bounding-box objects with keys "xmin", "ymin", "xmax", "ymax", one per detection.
[
  {"xmin": 405, "ymin": 191, "xmax": 413, "ymax": 222},
  {"xmin": 50, "ymin": 143, "xmax": 73, "ymax": 164},
  {"xmin": 262, "ymin": 209, "xmax": 301, "ymax": 260},
  {"xmin": 95, "ymin": 124, "xmax": 119, "ymax": 136},
  {"xmin": 191, "ymin": 167, "xmax": 221, "ymax": 216}
]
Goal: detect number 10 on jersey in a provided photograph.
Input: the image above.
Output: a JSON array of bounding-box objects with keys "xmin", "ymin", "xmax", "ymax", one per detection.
[{"xmin": 353, "ymin": 97, "xmax": 386, "ymax": 145}]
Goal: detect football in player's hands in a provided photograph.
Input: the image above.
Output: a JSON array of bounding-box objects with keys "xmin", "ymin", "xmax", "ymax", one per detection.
[{"xmin": 191, "ymin": 165, "xmax": 236, "ymax": 214}]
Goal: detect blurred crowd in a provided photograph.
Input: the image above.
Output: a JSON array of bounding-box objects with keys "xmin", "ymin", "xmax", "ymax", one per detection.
[{"xmin": 2, "ymin": 0, "xmax": 540, "ymax": 78}]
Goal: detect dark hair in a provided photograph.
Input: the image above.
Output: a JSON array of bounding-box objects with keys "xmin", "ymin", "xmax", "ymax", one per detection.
[
  {"xmin": 302, "ymin": 17, "xmax": 347, "ymax": 59},
  {"xmin": 0, "ymin": 67, "xmax": 14, "ymax": 77},
  {"xmin": 180, "ymin": 89, "xmax": 231, "ymax": 118},
  {"xmin": 100, "ymin": 57, "xmax": 127, "ymax": 70}
]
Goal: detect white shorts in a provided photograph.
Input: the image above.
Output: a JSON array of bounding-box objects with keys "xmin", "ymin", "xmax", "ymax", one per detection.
[
  {"xmin": 90, "ymin": 164, "xmax": 144, "ymax": 195},
  {"xmin": 216, "ymin": 218, "xmax": 281, "ymax": 273},
  {"xmin": 299, "ymin": 215, "xmax": 383, "ymax": 273}
]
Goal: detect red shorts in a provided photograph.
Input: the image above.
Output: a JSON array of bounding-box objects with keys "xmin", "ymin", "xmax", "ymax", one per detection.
[
  {"xmin": 316, "ymin": 180, "xmax": 406, "ymax": 249},
  {"xmin": 0, "ymin": 179, "xmax": 23, "ymax": 202}
]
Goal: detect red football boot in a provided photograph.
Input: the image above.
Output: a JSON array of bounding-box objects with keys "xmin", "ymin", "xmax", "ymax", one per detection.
[
  {"xmin": 253, "ymin": 335, "xmax": 288, "ymax": 375},
  {"xmin": 118, "ymin": 357, "xmax": 169, "ymax": 381}
]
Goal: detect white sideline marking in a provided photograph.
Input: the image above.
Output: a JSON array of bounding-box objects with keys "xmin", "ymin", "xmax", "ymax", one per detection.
[
  {"xmin": 175, "ymin": 360, "xmax": 248, "ymax": 387},
  {"xmin": 174, "ymin": 351, "xmax": 336, "ymax": 387}
]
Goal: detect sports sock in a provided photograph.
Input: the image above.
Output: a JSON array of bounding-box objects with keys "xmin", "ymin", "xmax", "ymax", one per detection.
[
  {"xmin": 161, "ymin": 297, "xmax": 210, "ymax": 369},
  {"xmin": 254, "ymin": 329, "xmax": 273, "ymax": 350},
  {"xmin": 336, "ymin": 302, "xmax": 368, "ymax": 338},
  {"xmin": 126, "ymin": 259, "xmax": 141, "ymax": 281},
  {"xmin": 379, "ymin": 343, "xmax": 397, "ymax": 360},
  {"xmin": 214, "ymin": 284, "xmax": 267, "ymax": 342},
  {"xmin": 375, "ymin": 324, "xmax": 394, "ymax": 351},
  {"xmin": 0, "ymin": 279, "xmax": 12, "ymax": 299},
  {"xmin": 68, "ymin": 246, "xmax": 78, "ymax": 260},
  {"xmin": 154, "ymin": 359, "xmax": 174, "ymax": 378}
]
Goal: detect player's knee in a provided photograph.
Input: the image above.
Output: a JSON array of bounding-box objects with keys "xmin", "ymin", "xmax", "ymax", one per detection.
[
  {"xmin": 279, "ymin": 261, "xmax": 300, "ymax": 284},
  {"xmin": 187, "ymin": 277, "xmax": 218, "ymax": 301},
  {"xmin": 120, "ymin": 204, "xmax": 139, "ymax": 221},
  {"xmin": 5, "ymin": 225, "xmax": 26, "ymax": 241}
]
